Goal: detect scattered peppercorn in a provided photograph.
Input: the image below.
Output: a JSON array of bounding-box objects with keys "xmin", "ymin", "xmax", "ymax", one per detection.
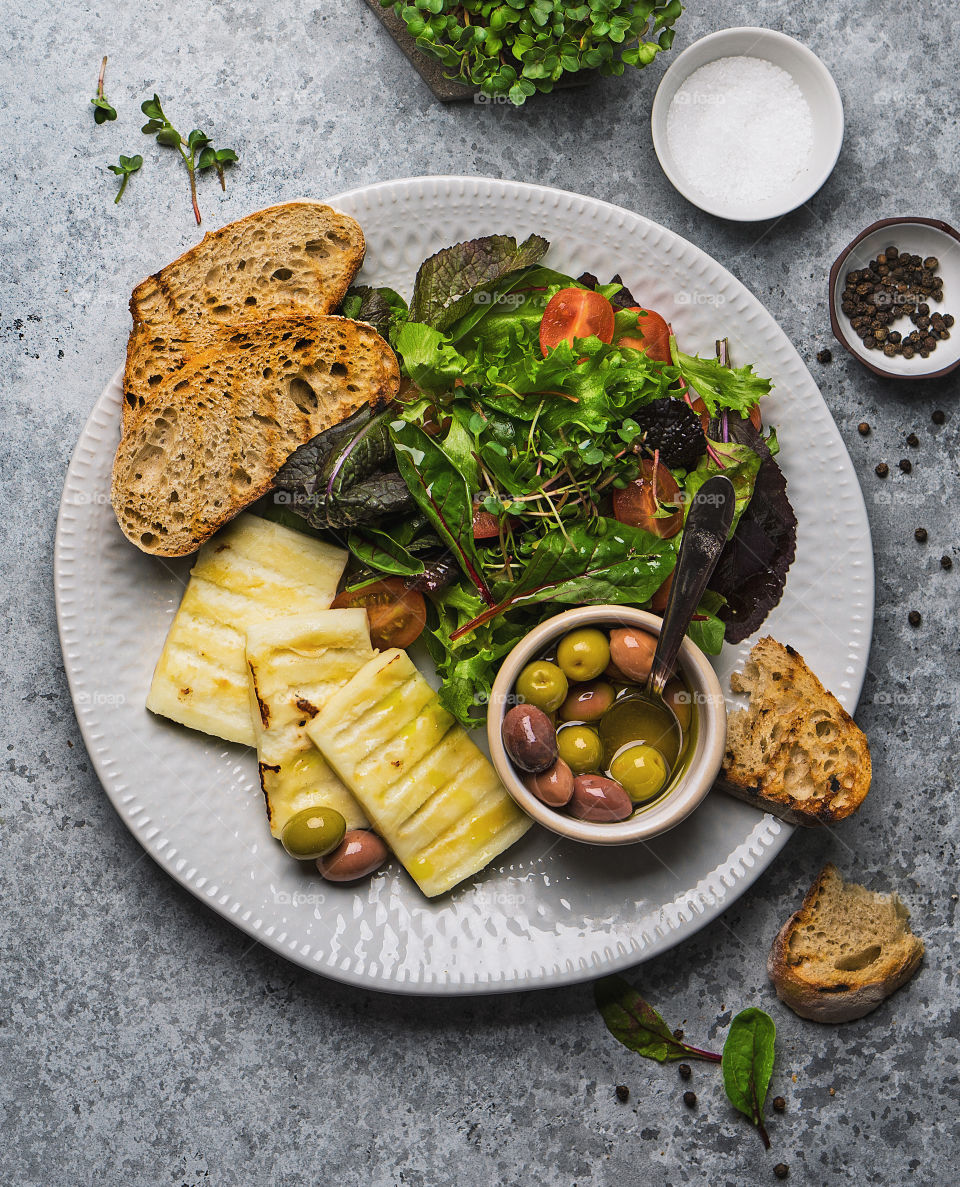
[
  {"xmin": 941, "ymin": 555, "xmax": 953, "ymax": 570},
  {"xmin": 682, "ymin": 1090, "xmax": 697, "ymax": 1107},
  {"xmin": 915, "ymin": 527, "xmax": 928, "ymax": 542},
  {"xmin": 816, "ymin": 348, "xmax": 832, "ymax": 363},
  {"xmin": 772, "ymin": 1096, "xmax": 786, "ymax": 1113},
  {"xmin": 774, "ymin": 1164, "xmax": 790, "ymax": 1180},
  {"xmin": 672, "ymin": 1027, "xmax": 684, "ymax": 1041},
  {"xmin": 875, "ymin": 462, "xmax": 889, "ymax": 477},
  {"xmin": 908, "ymin": 610, "xmax": 922, "ymax": 627},
  {"xmin": 858, "ymin": 421, "xmax": 871, "ymax": 436},
  {"xmin": 932, "ymin": 409, "xmax": 945, "ymax": 424},
  {"xmin": 906, "ymin": 432, "xmax": 920, "ymax": 447},
  {"xmin": 899, "ymin": 458, "xmax": 913, "ymax": 473},
  {"xmin": 615, "ymin": 1084, "xmax": 630, "ymax": 1103},
  {"xmin": 678, "ymin": 1064, "xmax": 692, "ymax": 1080},
  {"xmin": 839, "ymin": 245, "xmax": 951, "ymax": 363}
]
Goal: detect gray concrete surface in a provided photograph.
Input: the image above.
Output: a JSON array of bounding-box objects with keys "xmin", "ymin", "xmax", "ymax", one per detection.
[{"xmin": 2, "ymin": 1, "xmax": 958, "ymax": 1183}]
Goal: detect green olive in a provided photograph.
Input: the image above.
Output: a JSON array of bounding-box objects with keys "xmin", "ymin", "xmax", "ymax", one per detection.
[
  {"xmin": 281, "ymin": 806, "xmax": 347, "ymax": 860},
  {"xmin": 556, "ymin": 628, "xmax": 611, "ymax": 682},
  {"xmin": 556, "ymin": 724, "xmax": 604, "ymax": 774},
  {"xmin": 609, "ymin": 743, "xmax": 668, "ymax": 802},
  {"xmin": 515, "ymin": 660, "xmax": 568, "ymax": 712}
]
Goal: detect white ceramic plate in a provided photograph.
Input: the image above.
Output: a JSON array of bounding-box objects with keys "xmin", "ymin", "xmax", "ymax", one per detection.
[{"xmin": 54, "ymin": 176, "xmax": 873, "ymax": 995}]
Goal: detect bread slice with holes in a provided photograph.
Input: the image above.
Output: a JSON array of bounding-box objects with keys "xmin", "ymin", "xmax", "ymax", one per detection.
[
  {"xmin": 716, "ymin": 637, "xmax": 871, "ymax": 825},
  {"xmin": 768, "ymin": 864, "xmax": 924, "ymax": 1022},
  {"xmin": 111, "ymin": 315, "xmax": 399, "ymax": 556},
  {"xmin": 123, "ymin": 202, "xmax": 365, "ymax": 430}
]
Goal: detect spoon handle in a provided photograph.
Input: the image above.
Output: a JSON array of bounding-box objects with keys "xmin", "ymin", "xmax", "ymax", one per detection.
[{"xmin": 647, "ymin": 474, "xmax": 737, "ymax": 697}]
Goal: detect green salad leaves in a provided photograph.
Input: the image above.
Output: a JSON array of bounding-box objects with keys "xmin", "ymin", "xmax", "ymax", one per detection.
[{"xmin": 265, "ymin": 232, "xmax": 793, "ymax": 727}]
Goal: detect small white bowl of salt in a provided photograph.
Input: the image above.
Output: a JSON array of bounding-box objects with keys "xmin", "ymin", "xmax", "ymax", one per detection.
[{"xmin": 651, "ymin": 27, "xmax": 843, "ymax": 222}]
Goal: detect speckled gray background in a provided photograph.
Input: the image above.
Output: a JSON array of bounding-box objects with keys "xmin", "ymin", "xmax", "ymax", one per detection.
[{"xmin": 3, "ymin": 0, "xmax": 958, "ymax": 1183}]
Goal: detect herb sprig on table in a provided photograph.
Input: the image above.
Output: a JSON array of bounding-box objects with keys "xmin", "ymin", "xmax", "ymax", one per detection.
[
  {"xmin": 596, "ymin": 976, "xmax": 778, "ymax": 1147},
  {"xmin": 140, "ymin": 95, "xmax": 237, "ymax": 224},
  {"xmin": 107, "ymin": 154, "xmax": 143, "ymax": 204},
  {"xmin": 91, "ymin": 56, "xmax": 117, "ymax": 124},
  {"xmin": 382, "ymin": 0, "xmax": 682, "ymax": 105}
]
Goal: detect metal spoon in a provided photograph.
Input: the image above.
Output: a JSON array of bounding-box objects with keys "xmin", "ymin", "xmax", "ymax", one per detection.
[{"xmin": 601, "ymin": 474, "xmax": 737, "ymax": 778}]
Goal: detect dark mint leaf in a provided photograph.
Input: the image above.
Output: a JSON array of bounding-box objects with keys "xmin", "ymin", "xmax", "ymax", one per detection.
[
  {"xmin": 322, "ymin": 473, "xmax": 414, "ymax": 530},
  {"xmin": 710, "ymin": 415, "xmax": 797, "ymax": 644},
  {"xmin": 409, "ymin": 233, "xmax": 550, "ymax": 331},
  {"xmin": 340, "ymin": 285, "xmax": 408, "ymax": 338},
  {"xmin": 595, "ymin": 976, "xmax": 722, "ymax": 1063},
  {"xmin": 721, "ymin": 1008, "xmax": 776, "ymax": 1148}
]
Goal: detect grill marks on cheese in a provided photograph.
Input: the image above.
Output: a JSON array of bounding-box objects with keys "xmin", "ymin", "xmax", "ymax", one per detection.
[
  {"xmin": 306, "ymin": 650, "xmax": 531, "ymax": 898},
  {"xmin": 146, "ymin": 514, "xmax": 346, "ymax": 746},
  {"xmin": 245, "ymin": 610, "xmax": 374, "ymax": 834}
]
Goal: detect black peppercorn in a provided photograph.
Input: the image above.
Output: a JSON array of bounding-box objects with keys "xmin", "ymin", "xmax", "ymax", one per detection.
[
  {"xmin": 906, "ymin": 432, "xmax": 919, "ymax": 447},
  {"xmin": 615, "ymin": 1084, "xmax": 630, "ymax": 1103},
  {"xmin": 682, "ymin": 1090, "xmax": 696, "ymax": 1107},
  {"xmin": 857, "ymin": 422, "xmax": 870, "ymax": 435},
  {"xmin": 678, "ymin": 1064, "xmax": 692, "ymax": 1080},
  {"xmin": 816, "ymin": 347, "xmax": 832, "ymax": 363},
  {"xmin": 941, "ymin": 555, "xmax": 953, "ymax": 570},
  {"xmin": 899, "ymin": 458, "xmax": 913, "ymax": 473},
  {"xmin": 908, "ymin": 610, "xmax": 922, "ymax": 627},
  {"xmin": 772, "ymin": 1096, "xmax": 786, "ymax": 1112},
  {"xmin": 774, "ymin": 1165, "xmax": 790, "ymax": 1181},
  {"xmin": 915, "ymin": 528, "xmax": 928, "ymax": 542},
  {"xmin": 923, "ymin": 256, "xmax": 939, "ymax": 270},
  {"xmin": 875, "ymin": 462, "xmax": 889, "ymax": 477}
]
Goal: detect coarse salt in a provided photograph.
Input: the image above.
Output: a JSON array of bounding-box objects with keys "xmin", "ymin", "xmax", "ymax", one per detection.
[{"xmin": 666, "ymin": 56, "xmax": 814, "ymax": 209}]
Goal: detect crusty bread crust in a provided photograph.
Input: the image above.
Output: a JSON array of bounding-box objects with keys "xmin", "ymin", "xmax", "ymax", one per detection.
[
  {"xmin": 111, "ymin": 315, "xmax": 399, "ymax": 557},
  {"xmin": 716, "ymin": 637, "xmax": 871, "ymax": 825},
  {"xmin": 123, "ymin": 202, "xmax": 365, "ymax": 432},
  {"xmin": 768, "ymin": 864, "xmax": 924, "ymax": 1023}
]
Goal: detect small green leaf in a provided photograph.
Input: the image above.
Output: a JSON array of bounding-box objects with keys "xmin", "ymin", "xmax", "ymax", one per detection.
[
  {"xmin": 595, "ymin": 976, "xmax": 722, "ymax": 1064},
  {"xmin": 196, "ymin": 146, "xmax": 216, "ymax": 170},
  {"xmin": 91, "ymin": 96, "xmax": 117, "ymax": 123},
  {"xmin": 187, "ymin": 128, "xmax": 210, "ymax": 150},
  {"xmin": 141, "ymin": 119, "xmax": 163, "ymax": 134},
  {"xmin": 215, "ymin": 148, "xmax": 238, "ymax": 164},
  {"xmin": 156, "ymin": 126, "xmax": 182, "ymax": 148},
  {"xmin": 140, "ymin": 96, "xmax": 163, "ymax": 119},
  {"xmin": 721, "ymin": 1007, "xmax": 776, "ymax": 1148}
]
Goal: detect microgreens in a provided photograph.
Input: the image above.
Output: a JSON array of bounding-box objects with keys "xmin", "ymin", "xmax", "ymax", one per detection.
[
  {"xmin": 107, "ymin": 154, "xmax": 143, "ymax": 204},
  {"xmin": 91, "ymin": 56, "xmax": 117, "ymax": 124},
  {"xmin": 382, "ymin": 0, "xmax": 682, "ymax": 105},
  {"xmin": 140, "ymin": 95, "xmax": 237, "ymax": 224}
]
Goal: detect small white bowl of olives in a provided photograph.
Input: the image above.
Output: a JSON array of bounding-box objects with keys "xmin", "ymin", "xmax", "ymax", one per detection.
[{"xmin": 487, "ymin": 606, "xmax": 727, "ymax": 846}]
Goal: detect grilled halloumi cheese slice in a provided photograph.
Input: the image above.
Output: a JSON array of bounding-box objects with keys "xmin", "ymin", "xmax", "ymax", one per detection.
[
  {"xmin": 306, "ymin": 649, "xmax": 531, "ymax": 898},
  {"xmin": 246, "ymin": 609, "xmax": 374, "ymax": 834},
  {"xmin": 146, "ymin": 514, "xmax": 347, "ymax": 746}
]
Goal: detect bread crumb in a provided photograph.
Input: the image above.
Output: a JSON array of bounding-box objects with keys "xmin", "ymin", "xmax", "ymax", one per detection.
[{"xmin": 829, "ymin": 1087, "xmax": 836, "ymax": 1096}]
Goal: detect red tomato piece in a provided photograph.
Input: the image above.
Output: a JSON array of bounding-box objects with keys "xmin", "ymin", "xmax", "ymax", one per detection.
[
  {"xmin": 615, "ymin": 307, "xmax": 671, "ymax": 363},
  {"xmin": 472, "ymin": 506, "xmax": 501, "ymax": 540},
  {"xmin": 539, "ymin": 288, "xmax": 615, "ymax": 356},
  {"xmin": 331, "ymin": 578, "xmax": 427, "ymax": 650},
  {"xmin": 612, "ymin": 458, "xmax": 684, "ymax": 539}
]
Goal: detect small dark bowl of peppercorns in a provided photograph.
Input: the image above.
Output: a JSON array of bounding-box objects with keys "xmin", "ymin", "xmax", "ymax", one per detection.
[{"xmin": 829, "ymin": 217, "xmax": 960, "ymax": 380}]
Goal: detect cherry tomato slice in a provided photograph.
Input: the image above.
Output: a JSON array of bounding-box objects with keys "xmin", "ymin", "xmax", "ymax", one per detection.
[
  {"xmin": 650, "ymin": 569, "xmax": 674, "ymax": 615},
  {"xmin": 612, "ymin": 458, "xmax": 684, "ymax": 539},
  {"xmin": 539, "ymin": 288, "xmax": 615, "ymax": 356},
  {"xmin": 614, "ymin": 307, "xmax": 671, "ymax": 363},
  {"xmin": 748, "ymin": 403, "xmax": 763, "ymax": 432},
  {"xmin": 331, "ymin": 578, "xmax": 426, "ymax": 650}
]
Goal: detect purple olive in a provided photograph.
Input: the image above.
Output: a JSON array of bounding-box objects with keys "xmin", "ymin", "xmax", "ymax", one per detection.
[
  {"xmin": 317, "ymin": 830, "xmax": 389, "ymax": 882},
  {"xmin": 523, "ymin": 759, "xmax": 575, "ymax": 808},
  {"xmin": 569, "ymin": 774, "xmax": 633, "ymax": 822},
  {"xmin": 502, "ymin": 704, "xmax": 558, "ymax": 773}
]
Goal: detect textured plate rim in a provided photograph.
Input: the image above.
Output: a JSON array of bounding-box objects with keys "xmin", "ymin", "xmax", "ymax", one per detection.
[{"xmin": 54, "ymin": 175, "xmax": 874, "ymax": 996}]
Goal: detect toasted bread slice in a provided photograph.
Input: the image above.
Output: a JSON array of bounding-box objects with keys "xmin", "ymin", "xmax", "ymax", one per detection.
[
  {"xmin": 111, "ymin": 315, "xmax": 399, "ymax": 557},
  {"xmin": 123, "ymin": 202, "xmax": 365, "ymax": 429},
  {"xmin": 716, "ymin": 637, "xmax": 871, "ymax": 825},
  {"xmin": 768, "ymin": 864, "xmax": 924, "ymax": 1022}
]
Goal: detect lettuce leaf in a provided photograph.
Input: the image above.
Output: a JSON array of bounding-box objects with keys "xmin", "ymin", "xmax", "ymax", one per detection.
[
  {"xmin": 408, "ymin": 233, "xmax": 550, "ymax": 330},
  {"xmin": 672, "ymin": 339, "xmax": 773, "ymax": 416}
]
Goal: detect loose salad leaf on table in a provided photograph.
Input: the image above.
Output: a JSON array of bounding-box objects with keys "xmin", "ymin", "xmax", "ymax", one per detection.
[{"xmin": 265, "ymin": 233, "xmax": 796, "ymax": 727}]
